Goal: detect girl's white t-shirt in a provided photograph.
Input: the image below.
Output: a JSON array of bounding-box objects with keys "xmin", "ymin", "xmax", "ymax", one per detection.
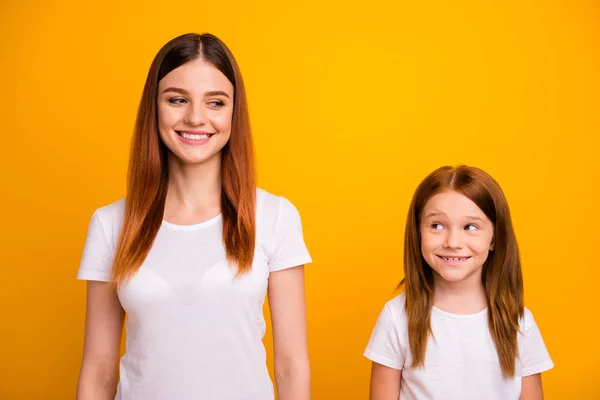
[
  {"xmin": 364, "ymin": 293, "xmax": 554, "ymax": 400},
  {"xmin": 77, "ymin": 189, "xmax": 312, "ymax": 400}
]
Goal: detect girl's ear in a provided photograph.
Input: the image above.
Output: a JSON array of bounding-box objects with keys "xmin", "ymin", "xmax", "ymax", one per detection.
[{"xmin": 490, "ymin": 238, "xmax": 495, "ymax": 251}]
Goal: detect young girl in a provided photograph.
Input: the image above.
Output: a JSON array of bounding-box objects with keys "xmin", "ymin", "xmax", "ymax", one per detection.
[
  {"xmin": 76, "ymin": 33, "xmax": 312, "ymax": 400},
  {"xmin": 364, "ymin": 165, "xmax": 553, "ymax": 400}
]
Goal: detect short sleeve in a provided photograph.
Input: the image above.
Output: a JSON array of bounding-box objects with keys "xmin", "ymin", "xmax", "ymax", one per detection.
[
  {"xmin": 519, "ymin": 310, "xmax": 554, "ymax": 376},
  {"xmin": 363, "ymin": 303, "xmax": 405, "ymax": 370},
  {"xmin": 266, "ymin": 197, "xmax": 312, "ymax": 272},
  {"xmin": 76, "ymin": 211, "xmax": 114, "ymax": 282}
]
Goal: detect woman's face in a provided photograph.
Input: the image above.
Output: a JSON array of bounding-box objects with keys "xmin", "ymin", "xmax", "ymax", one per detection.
[{"xmin": 157, "ymin": 58, "xmax": 234, "ymax": 165}]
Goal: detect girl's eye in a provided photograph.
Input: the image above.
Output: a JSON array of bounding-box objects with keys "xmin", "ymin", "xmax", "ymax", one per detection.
[
  {"xmin": 168, "ymin": 97, "xmax": 187, "ymax": 105},
  {"xmin": 431, "ymin": 223, "xmax": 444, "ymax": 230},
  {"xmin": 465, "ymin": 224, "xmax": 479, "ymax": 231}
]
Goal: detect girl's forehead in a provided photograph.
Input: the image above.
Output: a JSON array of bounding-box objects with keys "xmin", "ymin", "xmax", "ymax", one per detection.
[{"xmin": 423, "ymin": 191, "xmax": 487, "ymax": 219}]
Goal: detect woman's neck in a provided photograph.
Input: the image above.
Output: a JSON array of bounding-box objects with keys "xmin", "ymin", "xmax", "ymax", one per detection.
[{"xmin": 163, "ymin": 153, "xmax": 222, "ymax": 225}]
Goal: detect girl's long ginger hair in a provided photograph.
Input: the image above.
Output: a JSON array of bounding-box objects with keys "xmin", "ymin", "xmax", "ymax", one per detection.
[
  {"xmin": 111, "ymin": 33, "xmax": 256, "ymax": 285},
  {"xmin": 401, "ymin": 165, "xmax": 524, "ymax": 378}
]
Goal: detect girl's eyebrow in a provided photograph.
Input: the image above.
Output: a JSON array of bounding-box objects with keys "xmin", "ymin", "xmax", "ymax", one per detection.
[
  {"xmin": 424, "ymin": 212, "xmax": 484, "ymax": 221},
  {"xmin": 424, "ymin": 212, "xmax": 445, "ymax": 219},
  {"xmin": 466, "ymin": 216, "xmax": 484, "ymax": 221}
]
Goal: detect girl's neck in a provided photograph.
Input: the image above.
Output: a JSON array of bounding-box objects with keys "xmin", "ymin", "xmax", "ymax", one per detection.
[
  {"xmin": 432, "ymin": 273, "xmax": 487, "ymax": 315},
  {"xmin": 163, "ymin": 153, "xmax": 222, "ymax": 225}
]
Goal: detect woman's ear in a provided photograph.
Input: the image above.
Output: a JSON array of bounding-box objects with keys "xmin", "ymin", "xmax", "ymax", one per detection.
[{"xmin": 489, "ymin": 239, "xmax": 495, "ymax": 251}]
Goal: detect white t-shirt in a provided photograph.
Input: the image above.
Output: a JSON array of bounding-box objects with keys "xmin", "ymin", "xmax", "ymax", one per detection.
[
  {"xmin": 77, "ymin": 189, "xmax": 312, "ymax": 400},
  {"xmin": 364, "ymin": 293, "xmax": 554, "ymax": 400}
]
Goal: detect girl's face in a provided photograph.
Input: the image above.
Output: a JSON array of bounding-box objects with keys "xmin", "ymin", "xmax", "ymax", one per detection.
[
  {"xmin": 157, "ymin": 58, "xmax": 234, "ymax": 165},
  {"xmin": 420, "ymin": 190, "xmax": 495, "ymax": 288}
]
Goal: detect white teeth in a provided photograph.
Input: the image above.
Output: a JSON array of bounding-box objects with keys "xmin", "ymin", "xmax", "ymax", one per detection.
[
  {"xmin": 181, "ymin": 133, "xmax": 211, "ymax": 140},
  {"xmin": 442, "ymin": 257, "xmax": 467, "ymax": 261}
]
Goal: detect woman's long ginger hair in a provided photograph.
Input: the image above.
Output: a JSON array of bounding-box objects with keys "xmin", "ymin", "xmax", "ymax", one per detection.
[
  {"xmin": 110, "ymin": 33, "xmax": 256, "ymax": 285},
  {"xmin": 401, "ymin": 165, "xmax": 524, "ymax": 378}
]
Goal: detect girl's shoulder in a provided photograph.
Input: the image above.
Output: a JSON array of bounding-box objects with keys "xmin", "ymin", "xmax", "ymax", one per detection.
[
  {"xmin": 381, "ymin": 292, "xmax": 409, "ymax": 325},
  {"xmin": 519, "ymin": 307, "xmax": 538, "ymax": 334}
]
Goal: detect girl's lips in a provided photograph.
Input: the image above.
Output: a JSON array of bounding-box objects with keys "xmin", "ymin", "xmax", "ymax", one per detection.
[{"xmin": 436, "ymin": 255, "xmax": 472, "ymax": 266}]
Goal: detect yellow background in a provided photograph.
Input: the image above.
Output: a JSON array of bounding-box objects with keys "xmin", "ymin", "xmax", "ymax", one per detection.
[{"xmin": 1, "ymin": 0, "xmax": 598, "ymax": 398}]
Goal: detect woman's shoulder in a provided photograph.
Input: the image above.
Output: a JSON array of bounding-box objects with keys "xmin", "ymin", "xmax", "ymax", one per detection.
[
  {"xmin": 256, "ymin": 188, "xmax": 303, "ymax": 220},
  {"xmin": 254, "ymin": 188, "xmax": 308, "ymax": 248},
  {"xmin": 93, "ymin": 197, "xmax": 125, "ymax": 219},
  {"xmin": 256, "ymin": 188, "xmax": 281, "ymax": 210},
  {"xmin": 256, "ymin": 187, "xmax": 296, "ymax": 207},
  {"xmin": 90, "ymin": 197, "xmax": 126, "ymax": 232},
  {"xmin": 80, "ymin": 198, "xmax": 126, "ymax": 256}
]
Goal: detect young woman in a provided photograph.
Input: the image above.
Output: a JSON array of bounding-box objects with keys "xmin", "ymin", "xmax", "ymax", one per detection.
[
  {"xmin": 76, "ymin": 33, "xmax": 312, "ymax": 400},
  {"xmin": 365, "ymin": 165, "xmax": 553, "ymax": 399}
]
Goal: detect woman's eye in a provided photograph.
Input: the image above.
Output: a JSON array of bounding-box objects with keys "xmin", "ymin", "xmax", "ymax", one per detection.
[
  {"xmin": 208, "ymin": 100, "xmax": 225, "ymax": 108},
  {"xmin": 431, "ymin": 223, "xmax": 444, "ymax": 230},
  {"xmin": 168, "ymin": 97, "xmax": 187, "ymax": 105},
  {"xmin": 465, "ymin": 224, "xmax": 479, "ymax": 231}
]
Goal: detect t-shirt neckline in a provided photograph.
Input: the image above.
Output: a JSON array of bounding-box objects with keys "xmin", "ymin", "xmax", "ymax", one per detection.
[
  {"xmin": 161, "ymin": 213, "xmax": 223, "ymax": 231},
  {"xmin": 432, "ymin": 306, "xmax": 488, "ymax": 319}
]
